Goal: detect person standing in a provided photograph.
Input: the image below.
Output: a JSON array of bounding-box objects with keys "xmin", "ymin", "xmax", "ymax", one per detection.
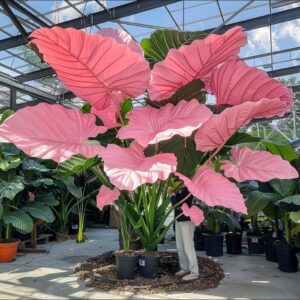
[{"xmin": 168, "ymin": 186, "xmax": 199, "ymax": 281}]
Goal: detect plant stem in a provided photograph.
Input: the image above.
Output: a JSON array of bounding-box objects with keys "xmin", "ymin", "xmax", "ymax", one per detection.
[
  {"xmin": 5, "ymin": 223, "xmax": 11, "ymax": 240},
  {"xmin": 284, "ymin": 213, "xmax": 291, "ymax": 244}
]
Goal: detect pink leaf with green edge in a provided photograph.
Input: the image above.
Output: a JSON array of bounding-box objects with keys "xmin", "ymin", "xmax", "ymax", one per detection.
[
  {"xmin": 206, "ymin": 60, "xmax": 293, "ymax": 108},
  {"xmin": 97, "ymin": 28, "xmax": 143, "ymax": 56},
  {"xmin": 30, "ymin": 27, "xmax": 150, "ymax": 110},
  {"xmin": 91, "ymin": 93, "xmax": 123, "ymax": 128},
  {"xmin": 195, "ymin": 98, "xmax": 288, "ymax": 152},
  {"xmin": 148, "ymin": 26, "xmax": 247, "ymax": 101},
  {"xmin": 96, "ymin": 185, "xmax": 120, "ymax": 210},
  {"xmin": 221, "ymin": 147, "xmax": 299, "ymax": 182},
  {"xmin": 182, "ymin": 203, "xmax": 204, "ymax": 226},
  {"xmin": 117, "ymin": 99, "xmax": 212, "ymax": 147},
  {"xmin": 101, "ymin": 142, "xmax": 177, "ymax": 191},
  {"xmin": 0, "ymin": 103, "xmax": 106, "ymax": 163},
  {"xmin": 175, "ymin": 167, "xmax": 247, "ymax": 214}
]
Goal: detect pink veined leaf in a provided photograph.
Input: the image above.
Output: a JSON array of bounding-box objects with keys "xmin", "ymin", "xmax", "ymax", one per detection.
[
  {"xmin": 0, "ymin": 103, "xmax": 106, "ymax": 163},
  {"xmin": 91, "ymin": 93, "xmax": 123, "ymax": 128},
  {"xmin": 117, "ymin": 99, "xmax": 212, "ymax": 147},
  {"xmin": 148, "ymin": 26, "xmax": 247, "ymax": 101},
  {"xmin": 30, "ymin": 27, "xmax": 150, "ymax": 110},
  {"xmin": 96, "ymin": 185, "xmax": 120, "ymax": 210},
  {"xmin": 195, "ymin": 98, "xmax": 288, "ymax": 152},
  {"xmin": 175, "ymin": 167, "xmax": 247, "ymax": 214},
  {"xmin": 97, "ymin": 28, "xmax": 144, "ymax": 56},
  {"xmin": 182, "ymin": 203, "xmax": 204, "ymax": 226},
  {"xmin": 101, "ymin": 142, "xmax": 177, "ymax": 191},
  {"xmin": 220, "ymin": 147, "xmax": 299, "ymax": 182},
  {"xmin": 206, "ymin": 60, "xmax": 293, "ymax": 108}
]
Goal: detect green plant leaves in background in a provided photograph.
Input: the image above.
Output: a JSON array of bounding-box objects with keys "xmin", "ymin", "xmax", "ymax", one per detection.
[
  {"xmin": 3, "ymin": 210, "xmax": 33, "ymax": 233},
  {"xmin": 22, "ymin": 201, "xmax": 55, "ymax": 223},
  {"xmin": 246, "ymin": 191, "xmax": 280, "ymax": 216},
  {"xmin": 0, "ymin": 176, "xmax": 24, "ymax": 200},
  {"xmin": 0, "ymin": 109, "xmax": 14, "ymax": 125},
  {"xmin": 270, "ymin": 179, "xmax": 296, "ymax": 197},
  {"xmin": 58, "ymin": 155, "xmax": 99, "ymax": 175},
  {"xmin": 141, "ymin": 29, "xmax": 207, "ymax": 67},
  {"xmin": 276, "ymin": 195, "xmax": 300, "ymax": 211},
  {"xmin": 290, "ymin": 211, "xmax": 300, "ymax": 223},
  {"xmin": 264, "ymin": 142, "xmax": 298, "ymax": 161},
  {"xmin": 22, "ymin": 158, "xmax": 50, "ymax": 172}
]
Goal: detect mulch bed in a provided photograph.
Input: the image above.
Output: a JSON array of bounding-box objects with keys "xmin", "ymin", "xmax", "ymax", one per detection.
[{"xmin": 75, "ymin": 251, "xmax": 224, "ymax": 294}]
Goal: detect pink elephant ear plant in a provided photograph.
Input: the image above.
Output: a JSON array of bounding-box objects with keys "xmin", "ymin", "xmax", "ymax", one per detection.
[{"xmin": 0, "ymin": 25, "xmax": 298, "ymax": 251}]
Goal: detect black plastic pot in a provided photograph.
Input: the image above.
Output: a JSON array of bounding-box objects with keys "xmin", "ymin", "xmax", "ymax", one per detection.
[
  {"xmin": 68, "ymin": 222, "xmax": 79, "ymax": 235},
  {"xmin": 247, "ymin": 235, "xmax": 264, "ymax": 255},
  {"xmin": 264, "ymin": 233, "xmax": 278, "ymax": 262},
  {"xmin": 138, "ymin": 254, "xmax": 160, "ymax": 278},
  {"xmin": 204, "ymin": 233, "xmax": 224, "ymax": 257},
  {"xmin": 226, "ymin": 233, "xmax": 242, "ymax": 255},
  {"xmin": 276, "ymin": 243, "xmax": 298, "ymax": 273},
  {"xmin": 116, "ymin": 255, "xmax": 138, "ymax": 279},
  {"xmin": 194, "ymin": 230, "xmax": 205, "ymax": 251}
]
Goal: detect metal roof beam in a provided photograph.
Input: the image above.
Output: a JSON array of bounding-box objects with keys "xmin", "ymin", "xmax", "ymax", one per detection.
[
  {"xmin": 0, "ymin": 0, "xmax": 180, "ymax": 51},
  {"xmin": 267, "ymin": 66, "xmax": 300, "ymax": 78},
  {"xmin": 0, "ymin": 74, "xmax": 57, "ymax": 103}
]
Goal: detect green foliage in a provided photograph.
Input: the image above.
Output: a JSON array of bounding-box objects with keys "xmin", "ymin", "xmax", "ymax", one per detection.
[
  {"xmin": 3, "ymin": 210, "xmax": 33, "ymax": 233},
  {"xmin": 22, "ymin": 159, "xmax": 50, "ymax": 172},
  {"xmin": 0, "ymin": 109, "xmax": 14, "ymax": 125},
  {"xmin": 290, "ymin": 211, "xmax": 300, "ymax": 223},
  {"xmin": 263, "ymin": 142, "xmax": 298, "ymax": 162},
  {"xmin": 58, "ymin": 155, "xmax": 99, "ymax": 175},
  {"xmin": 0, "ymin": 176, "xmax": 24, "ymax": 200},
  {"xmin": 141, "ymin": 29, "xmax": 207, "ymax": 67},
  {"xmin": 22, "ymin": 201, "xmax": 55, "ymax": 223},
  {"xmin": 269, "ymin": 179, "xmax": 296, "ymax": 197},
  {"xmin": 276, "ymin": 195, "xmax": 300, "ymax": 211},
  {"xmin": 80, "ymin": 103, "xmax": 92, "ymax": 113}
]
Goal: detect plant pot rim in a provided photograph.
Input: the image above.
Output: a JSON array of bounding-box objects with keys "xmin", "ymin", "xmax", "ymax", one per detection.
[
  {"xmin": 203, "ymin": 233, "xmax": 223, "ymax": 236},
  {"xmin": 0, "ymin": 238, "xmax": 20, "ymax": 244},
  {"xmin": 139, "ymin": 250, "xmax": 160, "ymax": 257},
  {"xmin": 226, "ymin": 232, "xmax": 241, "ymax": 236},
  {"xmin": 114, "ymin": 250, "xmax": 139, "ymax": 257}
]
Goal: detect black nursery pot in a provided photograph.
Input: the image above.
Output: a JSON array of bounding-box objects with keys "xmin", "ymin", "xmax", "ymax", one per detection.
[
  {"xmin": 138, "ymin": 254, "xmax": 160, "ymax": 278},
  {"xmin": 247, "ymin": 235, "xmax": 264, "ymax": 255},
  {"xmin": 226, "ymin": 232, "xmax": 242, "ymax": 255},
  {"xmin": 116, "ymin": 255, "xmax": 138, "ymax": 279},
  {"xmin": 204, "ymin": 233, "xmax": 224, "ymax": 257},
  {"xmin": 264, "ymin": 233, "xmax": 278, "ymax": 262},
  {"xmin": 194, "ymin": 230, "xmax": 205, "ymax": 251},
  {"xmin": 276, "ymin": 243, "xmax": 298, "ymax": 273}
]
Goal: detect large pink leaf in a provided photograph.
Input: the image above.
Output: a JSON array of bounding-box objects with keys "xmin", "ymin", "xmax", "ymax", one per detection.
[
  {"xmin": 176, "ymin": 167, "xmax": 247, "ymax": 214},
  {"xmin": 221, "ymin": 147, "xmax": 298, "ymax": 182},
  {"xmin": 30, "ymin": 27, "xmax": 150, "ymax": 110},
  {"xmin": 91, "ymin": 93, "xmax": 123, "ymax": 128},
  {"xmin": 182, "ymin": 203, "xmax": 204, "ymax": 226},
  {"xmin": 101, "ymin": 142, "xmax": 177, "ymax": 190},
  {"xmin": 117, "ymin": 99, "xmax": 212, "ymax": 147},
  {"xmin": 148, "ymin": 26, "xmax": 247, "ymax": 101},
  {"xmin": 195, "ymin": 98, "xmax": 288, "ymax": 152},
  {"xmin": 97, "ymin": 28, "xmax": 143, "ymax": 56},
  {"xmin": 96, "ymin": 185, "xmax": 120, "ymax": 210},
  {"xmin": 0, "ymin": 103, "xmax": 106, "ymax": 163},
  {"xmin": 206, "ymin": 60, "xmax": 293, "ymax": 108}
]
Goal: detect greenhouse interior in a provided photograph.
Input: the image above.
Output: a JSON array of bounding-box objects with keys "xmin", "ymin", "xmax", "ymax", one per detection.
[{"xmin": 0, "ymin": 0, "xmax": 300, "ymax": 299}]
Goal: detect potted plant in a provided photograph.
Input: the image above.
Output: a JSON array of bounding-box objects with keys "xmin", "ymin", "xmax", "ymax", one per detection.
[
  {"xmin": 194, "ymin": 223, "xmax": 207, "ymax": 251},
  {"xmin": 274, "ymin": 195, "xmax": 300, "ymax": 272},
  {"xmin": 225, "ymin": 212, "xmax": 243, "ymax": 255},
  {"xmin": 1, "ymin": 26, "xmax": 297, "ymax": 279}
]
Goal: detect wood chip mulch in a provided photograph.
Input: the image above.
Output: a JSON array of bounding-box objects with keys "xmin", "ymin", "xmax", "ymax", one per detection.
[{"xmin": 74, "ymin": 251, "xmax": 224, "ymax": 295}]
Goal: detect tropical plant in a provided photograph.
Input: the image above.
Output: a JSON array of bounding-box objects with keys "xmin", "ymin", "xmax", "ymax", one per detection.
[{"xmin": 0, "ymin": 26, "xmax": 297, "ymax": 254}]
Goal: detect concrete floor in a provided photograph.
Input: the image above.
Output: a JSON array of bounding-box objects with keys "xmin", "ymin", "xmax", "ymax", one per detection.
[{"xmin": 0, "ymin": 228, "xmax": 299, "ymax": 300}]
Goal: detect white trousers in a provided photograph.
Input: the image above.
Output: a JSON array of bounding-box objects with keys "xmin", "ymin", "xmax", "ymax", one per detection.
[{"xmin": 175, "ymin": 220, "xmax": 199, "ymax": 275}]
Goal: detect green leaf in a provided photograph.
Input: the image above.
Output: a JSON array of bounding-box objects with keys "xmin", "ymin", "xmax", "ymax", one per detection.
[
  {"xmin": 24, "ymin": 177, "xmax": 53, "ymax": 187},
  {"xmin": 226, "ymin": 132, "xmax": 260, "ymax": 146},
  {"xmin": 0, "ymin": 176, "xmax": 24, "ymax": 200},
  {"xmin": 145, "ymin": 135, "xmax": 203, "ymax": 177},
  {"xmin": 95, "ymin": 128, "xmax": 121, "ymax": 147},
  {"xmin": 1, "ymin": 144, "xmax": 20, "ymax": 156},
  {"xmin": 141, "ymin": 29, "xmax": 207, "ymax": 67},
  {"xmin": 120, "ymin": 97, "xmax": 132, "ymax": 116},
  {"xmin": 0, "ymin": 157, "xmax": 22, "ymax": 171},
  {"xmin": 22, "ymin": 159, "xmax": 49, "ymax": 172},
  {"xmin": 3, "ymin": 210, "xmax": 33, "ymax": 233},
  {"xmin": 276, "ymin": 195, "xmax": 300, "ymax": 211},
  {"xmin": 80, "ymin": 103, "xmax": 91, "ymax": 113},
  {"xmin": 22, "ymin": 202, "xmax": 55, "ymax": 223},
  {"xmin": 0, "ymin": 202, "xmax": 3, "ymax": 218},
  {"xmin": 148, "ymin": 79, "xmax": 205, "ymax": 106},
  {"xmin": 270, "ymin": 179, "xmax": 296, "ymax": 197},
  {"xmin": 246, "ymin": 191, "xmax": 280, "ymax": 216},
  {"xmin": 58, "ymin": 155, "xmax": 99, "ymax": 175},
  {"xmin": 35, "ymin": 191, "xmax": 59, "ymax": 206},
  {"xmin": 55, "ymin": 176, "xmax": 82, "ymax": 198},
  {"xmin": 290, "ymin": 212, "xmax": 300, "ymax": 223},
  {"xmin": 264, "ymin": 142, "xmax": 298, "ymax": 161},
  {"xmin": 0, "ymin": 109, "xmax": 14, "ymax": 125}
]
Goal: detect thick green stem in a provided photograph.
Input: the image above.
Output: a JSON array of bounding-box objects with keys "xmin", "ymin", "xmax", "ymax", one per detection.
[
  {"xmin": 284, "ymin": 213, "xmax": 291, "ymax": 244},
  {"xmin": 77, "ymin": 212, "xmax": 84, "ymax": 242},
  {"xmin": 5, "ymin": 223, "xmax": 11, "ymax": 240}
]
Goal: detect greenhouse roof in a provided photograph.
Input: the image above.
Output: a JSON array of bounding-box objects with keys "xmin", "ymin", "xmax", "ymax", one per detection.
[{"xmin": 0, "ymin": 0, "xmax": 300, "ymax": 110}]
